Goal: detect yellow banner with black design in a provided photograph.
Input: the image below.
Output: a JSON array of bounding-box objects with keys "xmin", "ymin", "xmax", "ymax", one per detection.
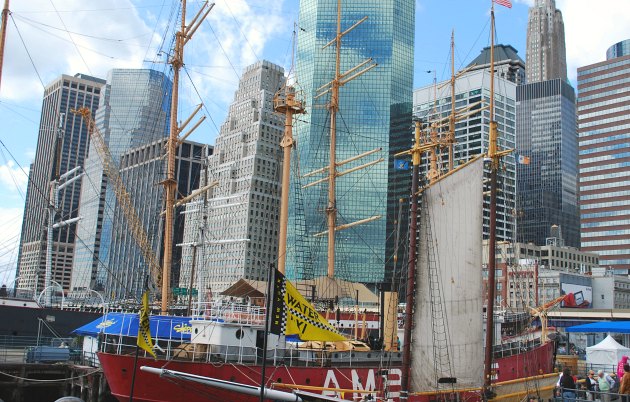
[
  {"xmin": 137, "ymin": 291, "xmax": 156, "ymax": 358},
  {"xmin": 284, "ymin": 279, "xmax": 346, "ymax": 342}
]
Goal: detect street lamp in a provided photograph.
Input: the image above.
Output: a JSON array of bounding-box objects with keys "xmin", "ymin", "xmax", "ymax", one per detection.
[{"xmin": 37, "ymin": 280, "xmax": 65, "ymax": 309}]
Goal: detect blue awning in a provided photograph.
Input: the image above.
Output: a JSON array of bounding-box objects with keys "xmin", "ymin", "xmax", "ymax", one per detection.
[
  {"xmin": 566, "ymin": 321, "xmax": 630, "ymax": 334},
  {"xmin": 73, "ymin": 313, "xmax": 191, "ymax": 340}
]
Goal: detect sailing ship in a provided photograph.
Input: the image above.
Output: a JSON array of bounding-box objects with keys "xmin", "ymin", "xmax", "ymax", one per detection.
[{"xmin": 71, "ymin": 1, "xmax": 564, "ymax": 401}]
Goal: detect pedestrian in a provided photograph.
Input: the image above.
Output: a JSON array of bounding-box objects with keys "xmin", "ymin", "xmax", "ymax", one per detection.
[
  {"xmin": 619, "ymin": 364, "xmax": 630, "ymax": 402},
  {"xmin": 586, "ymin": 370, "xmax": 598, "ymax": 401},
  {"xmin": 619, "ymin": 356, "xmax": 629, "ymax": 380},
  {"xmin": 598, "ymin": 369, "xmax": 615, "ymax": 402},
  {"xmin": 560, "ymin": 367, "xmax": 577, "ymax": 402}
]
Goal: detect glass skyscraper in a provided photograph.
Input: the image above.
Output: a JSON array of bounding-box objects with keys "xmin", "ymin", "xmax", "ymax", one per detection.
[
  {"xmin": 578, "ymin": 42, "xmax": 630, "ymax": 274},
  {"xmin": 516, "ymin": 79, "xmax": 579, "ymax": 247},
  {"xmin": 288, "ymin": 0, "xmax": 414, "ymax": 285},
  {"xmin": 17, "ymin": 73, "xmax": 105, "ymax": 293},
  {"xmin": 70, "ymin": 69, "xmax": 172, "ymax": 292}
]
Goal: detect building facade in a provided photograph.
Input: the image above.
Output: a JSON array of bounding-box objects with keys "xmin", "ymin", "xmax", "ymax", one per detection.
[
  {"xmin": 17, "ymin": 74, "xmax": 105, "ymax": 293},
  {"xmin": 105, "ymin": 139, "xmax": 206, "ymax": 300},
  {"xmin": 468, "ymin": 44, "xmax": 526, "ymax": 85},
  {"xmin": 288, "ymin": 0, "xmax": 414, "ymax": 285},
  {"xmin": 578, "ymin": 41, "xmax": 630, "ymax": 274},
  {"xmin": 606, "ymin": 39, "xmax": 630, "ymax": 60},
  {"xmin": 414, "ymin": 70, "xmax": 517, "ymax": 242},
  {"xmin": 178, "ymin": 61, "xmax": 285, "ymax": 295},
  {"xmin": 516, "ymin": 79, "xmax": 579, "ymax": 247},
  {"xmin": 70, "ymin": 69, "xmax": 172, "ymax": 292},
  {"xmin": 525, "ymin": 0, "xmax": 567, "ymax": 83}
]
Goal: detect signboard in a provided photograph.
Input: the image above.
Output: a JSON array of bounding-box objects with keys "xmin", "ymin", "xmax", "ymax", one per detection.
[
  {"xmin": 172, "ymin": 287, "xmax": 198, "ymax": 296},
  {"xmin": 560, "ymin": 283, "xmax": 592, "ymax": 309}
]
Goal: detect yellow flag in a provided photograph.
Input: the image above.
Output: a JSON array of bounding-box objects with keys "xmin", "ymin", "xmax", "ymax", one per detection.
[
  {"xmin": 137, "ymin": 291, "xmax": 156, "ymax": 358},
  {"xmin": 284, "ymin": 280, "xmax": 346, "ymax": 342}
]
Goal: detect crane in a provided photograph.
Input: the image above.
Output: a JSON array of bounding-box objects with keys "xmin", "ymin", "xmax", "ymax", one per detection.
[
  {"xmin": 529, "ymin": 294, "xmax": 567, "ymax": 342},
  {"xmin": 72, "ymin": 107, "xmax": 163, "ymax": 293}
]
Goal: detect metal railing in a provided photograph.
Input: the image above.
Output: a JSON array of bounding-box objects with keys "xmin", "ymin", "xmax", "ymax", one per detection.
[
  {"xmin": 0, "ymin": 335, "xmax": 75, "ymax": 363},
  {"xmin": 99, "ymin": 334, "xmax": 402, "ymax": 368},
  {"xmin": 558, "ymin": 386, "xmax": 627, "ymax": 402},
  {"xmin": 191, "ymin": 301, "xmax": 266, "ymax": 326}
]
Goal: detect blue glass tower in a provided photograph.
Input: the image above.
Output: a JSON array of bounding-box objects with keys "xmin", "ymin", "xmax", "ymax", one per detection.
[
  {"xmin": 70, "ymin": 69, "xmax": 172, "ymax": 292},
  {"xmin": 288, "ymin": 0, "xmax": 414, "ymax": 285}
]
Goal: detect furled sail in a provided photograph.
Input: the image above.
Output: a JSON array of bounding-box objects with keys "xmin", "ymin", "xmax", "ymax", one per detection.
[{"xmin": 410, "ymin": 158, "xmax": 484, "ymax": 391}]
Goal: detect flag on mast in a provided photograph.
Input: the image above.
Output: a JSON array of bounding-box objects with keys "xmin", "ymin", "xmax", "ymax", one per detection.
[
  {"xmin": 137, "ymin": 291, "xmax": 156, "ymax": 358},
  {"xmin": 493, "ymin": 0, "xmax": 512, "ymax": 8}
]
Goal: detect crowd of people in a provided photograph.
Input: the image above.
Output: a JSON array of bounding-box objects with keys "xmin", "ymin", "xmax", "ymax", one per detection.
[{"xmin": 557, "ymin": 364, "xmax": 630, "ymax": 402}]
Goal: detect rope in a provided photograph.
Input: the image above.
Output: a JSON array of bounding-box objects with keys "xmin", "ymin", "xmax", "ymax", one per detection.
[{"xmin": 0, "ymin": 368, "xmax": 101, "ymax": 383}]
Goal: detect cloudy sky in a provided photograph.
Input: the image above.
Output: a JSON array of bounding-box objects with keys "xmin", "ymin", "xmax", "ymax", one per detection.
[{"xmin": 0, "ymin": 0, "xmax": 629, "ymax": 284}]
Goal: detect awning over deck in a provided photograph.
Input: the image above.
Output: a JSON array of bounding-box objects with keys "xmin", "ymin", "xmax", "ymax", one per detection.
[
  {"xmin": 566, "ymin": 321, "xmax": 630, "ymax": 334},
  {"xmin": 73, "ymin": 312, "xmax": 191, "ymax": 340}
]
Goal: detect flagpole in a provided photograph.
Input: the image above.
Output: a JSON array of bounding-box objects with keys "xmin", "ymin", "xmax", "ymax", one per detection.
[
  {"xmin": 260, "ymin": 264, "xmax": 275, "ymax": 402},
  {"xmin": 129, "ymin": 345, "xmax": 140, "ymax": 402}
]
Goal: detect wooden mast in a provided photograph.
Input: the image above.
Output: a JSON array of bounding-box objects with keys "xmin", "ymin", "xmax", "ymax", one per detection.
[
  {"xmin": 0, "ymin": 0, "xmax": 9, "ymax": 94},
  {"xmin": 400, "ymin": 119, "xmax": 422, "ymax": 401},
  {"xmin": 307, "ymin": 0, "xmax": 377, "ymax": 279},
  {"xmin": 161, "ymin": 0, "xmax": 212, "ymax": 314},
  {"xmin": 274, "ymin": 76, "xmax": 305, "ymax": 273},
  {"xmin": 483, "ymin": 0, "xmax": 499, "ymax": 395},
  {"xmin": 448, "ymin": 30, "xmax": 456, "ymax": 172}
]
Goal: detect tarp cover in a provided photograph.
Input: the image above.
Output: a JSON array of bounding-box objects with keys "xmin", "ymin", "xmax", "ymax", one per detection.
[
  {"xmin": 73, "ymin": 313, "xmax": 191, "ymax": 341},
  {"xmin": 585, "ymin": 334, "xmax": 630, "ymax": 368},
  {"xmin": 567, "ymin": 321, "xmax": 630, "ymax": 334}
]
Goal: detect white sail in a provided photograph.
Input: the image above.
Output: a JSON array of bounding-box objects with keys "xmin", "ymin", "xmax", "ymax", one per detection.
[{"xmin": 410, "ymin": 158, "xmax": 484, "ymax": 391}]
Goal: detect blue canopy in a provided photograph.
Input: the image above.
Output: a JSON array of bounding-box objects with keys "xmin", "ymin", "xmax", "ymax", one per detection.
[
  {"xmin": 73, "ymin": 312, "xmax": 191, "ymax": 340},
  {"xmin": 566, "ymin": 321, "xmax": 630, "ymax": 334}
]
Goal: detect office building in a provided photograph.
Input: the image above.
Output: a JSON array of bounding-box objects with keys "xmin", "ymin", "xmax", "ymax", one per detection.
[
  {"xmin": 16, "ymin": 74, "xmax": 105, "ymax": 293},
  {"xmin": 178, "ymin": 61, "xmax": 285, "ymax": 294},
  {"xmin": 578, "ymin": 40, "xmax": 630, "ymax": 274},
  {"xmin": 414, "ymin": 69, "xmax": 517, "ymax": 242},
  {"xmin": 105, "ymin": 139, "xmax": 207, "ymax": 300},
  {"xmin": 516, "ymin": 79, "xmax": 579, "ymax": 247},
  {"xmin": 525, "ymin": 0, "xmax": 567, "ymax": 83},
  {"xmin": 70, "ymin": 69, "xmax": 172, "ymax": 292},
  {"xmin": 468, "ymin": 44, "xmax": 526, "ymax": 85},
  {"xmin": 289, "ymin": 0, "xmax": 414, "ymax": 285}
]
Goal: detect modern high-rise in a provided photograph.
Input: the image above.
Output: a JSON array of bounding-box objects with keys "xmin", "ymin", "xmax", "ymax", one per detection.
[
  {"xmin": 70, "ymin": 69, "xmax": 172, "ymax": 292},
  {"xmin": 289, "ymin": 0, "xmax": 414, "ymax": 285},
  {"xmin": 578, "ymin": 40, "xmax": 630, "ymax": 274},
  {"xmin": 16, "ymin": 74, "xmax": 105, "ymax": 293},
  {"xmin": 178, "ymin": 60, "xmax": 285, "ymax": 295},
  {"xmin": 525, "ymin": 0, "xmax": 567, "ymax": 83},
  {"xmin": 468, "ymin": 44, "xmax": 526, "ymax": 85},
  {"xmin": 106, "ymin": 138, "xmax": 207, "ymax": 300},
  {"xmin": 414, "ymin": 69, "xmax": 517, "ymax": 242},
  {"xmin": 516, "ymin": 79, "xmax": 579, "ymax": 247}
]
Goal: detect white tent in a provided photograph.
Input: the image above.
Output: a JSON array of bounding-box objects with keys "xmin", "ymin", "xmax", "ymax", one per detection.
[{"xmin": 586, "ymin": 334, "xmax": 630, "ymax": 368}]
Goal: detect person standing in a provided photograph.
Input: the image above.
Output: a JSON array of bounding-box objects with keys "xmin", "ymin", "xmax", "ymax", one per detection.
[
  {"xmin": 619, "ymin": 364, "xmax": 630, "ymax": 402},
  {"xmin": 598, "ymin": 369, "xmax": 615, "ymax": 402},
  {"xmin": 586, "ymin": 370, "xmax": 598, "ymax": 401},
  {"xmin": 560, "ymin": 368, "xmax": 577, "ymax": 402}
]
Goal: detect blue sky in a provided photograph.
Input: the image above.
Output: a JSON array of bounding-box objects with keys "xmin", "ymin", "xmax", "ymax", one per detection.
[{"xmin": 0, "ymin": 0, "xmax": 629, "ymax": 284}]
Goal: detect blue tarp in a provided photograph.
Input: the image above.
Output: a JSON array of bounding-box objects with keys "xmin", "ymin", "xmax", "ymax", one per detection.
[
  {"xmin": 566, "ymin": 321, "xmax": 630, "ymax": 334},
  {"xmin": 73, "ymin": 313, "xmax": 192, "ymax": 340}
]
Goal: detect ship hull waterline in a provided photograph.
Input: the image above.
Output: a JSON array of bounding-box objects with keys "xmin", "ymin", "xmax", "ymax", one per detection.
[{"xmin": 98, "ymin": 342, "xmax": 554, "ymax": 402}]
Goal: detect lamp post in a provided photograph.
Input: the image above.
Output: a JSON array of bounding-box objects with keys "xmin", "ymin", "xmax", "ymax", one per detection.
[{"xmin": 37, "ymin": 280, "xmax": 65, "ymax": 309}]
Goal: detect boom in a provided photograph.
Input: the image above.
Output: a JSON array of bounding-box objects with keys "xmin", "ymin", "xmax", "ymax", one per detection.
[{"xmin": 72, "ymin": 107, "xmax": 163, "ymax": 292}]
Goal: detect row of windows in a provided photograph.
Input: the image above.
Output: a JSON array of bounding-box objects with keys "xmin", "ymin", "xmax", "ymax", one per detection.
[
  {"xmin": 581, "ymin": 188, "xmax": 630, "ymax": 201},
  {"xmin": 581, "ymin": 199, "xmax": 630, "ymax": 210},
  {"xmin": 579, "ymin": 113, "xmax": 630, "ymax": 130},
  {"xmin": 580, "ymin": 104, "xmax": 630, "ymax": 121},
  {"xmin": 578, "ymin": 93, "xmax": 630, "ymax": 113},
  {"xmin": 583, "ymin": 239, "xmax": 630, "ymax": 247},
  {"xmin": 580, "ymin": 132, "xmax": 630, "ymax": 148},
  {"xmin": 582, "ymin": 218, "xmax": 630, "ymax": 229},
  {"xmin": 578, "ymin": 57, "xmax": 630, "ymax": 78},
  {"xmin": 580, "ymin": 160, "xmax": 630, "ymax": 174}
]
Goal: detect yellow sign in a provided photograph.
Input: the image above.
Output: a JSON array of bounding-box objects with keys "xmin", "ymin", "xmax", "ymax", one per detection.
[
  {"xmin": 173, "ymin": 323, "xmax": 192, "ymax": 334},
  {"xmin": 284, "ymin": 280, "xmax": 345, "ymax": 342},
  {"xmin": 137, "ymin": 291, "xmax": 156, "ymax": 358}
]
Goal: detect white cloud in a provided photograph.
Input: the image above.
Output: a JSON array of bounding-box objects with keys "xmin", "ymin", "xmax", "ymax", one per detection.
[
  {"xmin": 4, "ymin": 0, "xmax": 157, "ymax": 102},
  {"xmin": 0, "ymin": 161, "xmax": 27, "ymax": 198},
  {"xmin": 558, "ymin": 0, "xmax": 630, "ymax": 82},
  {"xmin": 0, "ymin": 208, "xmax": 23, "ymax": 286}
]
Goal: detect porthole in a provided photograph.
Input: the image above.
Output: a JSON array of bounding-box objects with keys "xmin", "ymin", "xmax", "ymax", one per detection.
[{"xmin": 236, "ymin": 329, "xmax": 244, "ymax": 339}]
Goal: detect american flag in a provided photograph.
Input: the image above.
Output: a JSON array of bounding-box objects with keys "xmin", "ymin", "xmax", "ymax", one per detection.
[{"xmin": 494, "ymin": 0, "xmax": 512, "ymax": 8}]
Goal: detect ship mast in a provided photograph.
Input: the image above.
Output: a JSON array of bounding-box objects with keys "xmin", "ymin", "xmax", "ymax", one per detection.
[
  {"xmin": 161, "ymin": 0, "xmax": 212, "ymax": 314},
  {"xmin": 304, "ymin": 0, "xmax": 378, "ymax": 279},
  {"xmin": 0, "ymin": 0, "xmax": 8, "ymax": 94},
  {"xmin": 483, "ymin": 1, "xmax": 501, "ymax": 396},
  {"xmin": 275, "ymin": 27, "xmax": 305, "ymax": 274}
]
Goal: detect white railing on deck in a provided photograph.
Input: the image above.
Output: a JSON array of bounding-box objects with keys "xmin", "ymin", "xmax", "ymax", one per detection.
[{"xmin": 192, "ymin": 301, "xmax": 266, "ymax": 326}]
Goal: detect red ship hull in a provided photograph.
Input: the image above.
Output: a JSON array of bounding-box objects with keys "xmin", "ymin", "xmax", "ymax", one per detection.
[{"xmin": 99, "ymin": 341, "xmax": 554, "ymax": 402}]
